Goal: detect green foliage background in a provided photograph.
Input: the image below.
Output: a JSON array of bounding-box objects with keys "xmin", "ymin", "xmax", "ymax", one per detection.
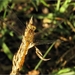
[{"xmin": 0, "ymin": 0, "xmax": 75, "ymax": 74}]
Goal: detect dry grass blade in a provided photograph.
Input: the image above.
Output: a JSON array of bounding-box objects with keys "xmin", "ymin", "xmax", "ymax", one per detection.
[{"xmin": 10, "ymin": 16, "xmax": 36, "ymax": 75}]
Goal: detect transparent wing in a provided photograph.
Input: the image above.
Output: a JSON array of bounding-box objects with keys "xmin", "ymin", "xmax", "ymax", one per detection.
[
  {"xmin": 6, "ymin": 10, "xmax": 25, "ymax": 36},
  {"xmin": 5, "ymin": 10, "xmax": 62, "ymax": 45}
]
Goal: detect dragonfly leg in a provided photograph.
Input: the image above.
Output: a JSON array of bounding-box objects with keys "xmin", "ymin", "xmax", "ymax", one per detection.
[{"xmin": 35, "ymin": 46, "xmax": 50, "ymax": 61}]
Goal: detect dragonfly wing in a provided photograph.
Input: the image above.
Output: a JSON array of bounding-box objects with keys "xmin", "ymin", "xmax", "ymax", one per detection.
[{"xmin": 6, "ymin": 11, "xmax": 25, "ymax": 36}]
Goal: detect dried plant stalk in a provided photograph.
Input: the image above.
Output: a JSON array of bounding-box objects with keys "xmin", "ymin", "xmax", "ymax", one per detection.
[
  {"xmin": 10, "ymin": 16, "xmax": 50, "ymax": 75},
  {"xmin": 10, "ymin": 17, "xmax": 36, "ymax": 75}
]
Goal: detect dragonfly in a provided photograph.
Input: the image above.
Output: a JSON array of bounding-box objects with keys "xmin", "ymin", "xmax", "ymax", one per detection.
[
  {"xmin": 3, "ymin": 10, "xmax": 62, "ymax": 75},
  {"xmin": 5, "ymin": 11, "xmax": 59, "ymax": 46}
]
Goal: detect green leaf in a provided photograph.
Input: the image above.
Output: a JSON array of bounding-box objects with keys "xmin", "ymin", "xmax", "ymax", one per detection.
[
  {"xmin": 57, "ymin": 68, "xmax": 71, "ymax": 74},
  {"xmin": 0, "ymin": 0, "xmax": 12, "ymax": 12},
  {"xmin": 40, "ymin": 0, "xmax": 49, "ymax": 7},
  {"xmin": 59, "ymin": 0, "xmax": 72, "ymax": 13},
  {"xmin": 2, "ymin": 43, "xmax": 13, "ymax": 60},
  {"xmin": 56, "ymin": 0, "xmax": 61, "ymax": 11}
]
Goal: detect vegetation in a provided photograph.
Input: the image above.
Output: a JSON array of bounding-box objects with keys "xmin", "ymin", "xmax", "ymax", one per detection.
[{"xmin": 0, "ymin": 0, "xmax": 75, "ymax": 74}]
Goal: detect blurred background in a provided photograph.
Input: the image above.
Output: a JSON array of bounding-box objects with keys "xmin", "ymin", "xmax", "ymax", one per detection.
[{"xmin": 0, "ymin": 0, "xmax": 75, "ymax": 75}]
